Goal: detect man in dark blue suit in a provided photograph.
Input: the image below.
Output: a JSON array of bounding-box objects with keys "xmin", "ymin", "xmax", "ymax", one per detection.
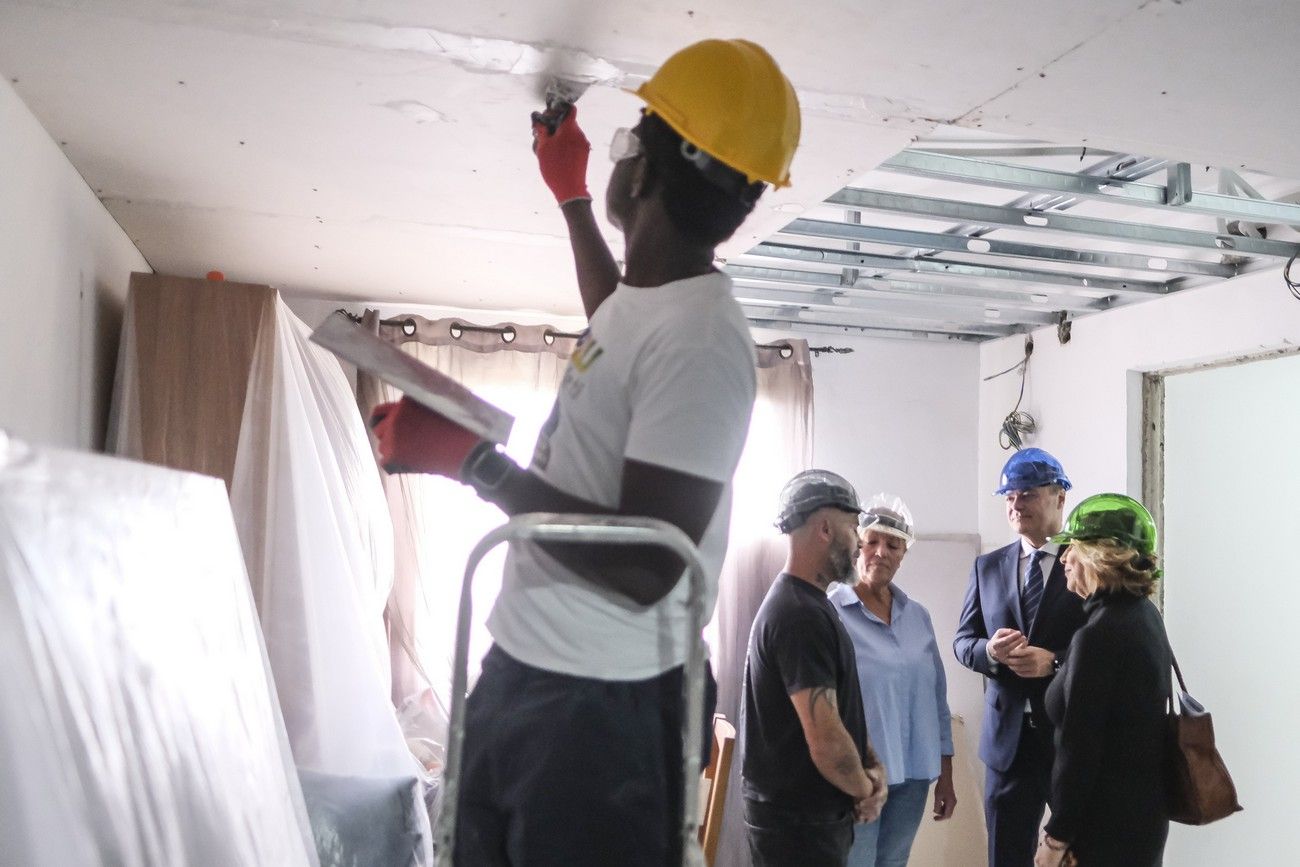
[{"xmin": 953, "ymin": 448, "xmax": 1087, "ymax": 867}]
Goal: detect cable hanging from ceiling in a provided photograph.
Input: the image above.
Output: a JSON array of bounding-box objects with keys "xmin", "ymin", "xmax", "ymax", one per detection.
[
  {"xmin": 984, "ymin": 337, "xmax": 1037, "ymax": 451},
  {"xmin": 1284, "ymin": 253, "xmax": 1300, "ymax": 302}
]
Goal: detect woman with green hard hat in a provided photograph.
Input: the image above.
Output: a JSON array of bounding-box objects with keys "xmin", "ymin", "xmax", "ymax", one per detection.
[{"xmin": 1034, "ymin": 494, "xmax": 1173, "ymax": 867}]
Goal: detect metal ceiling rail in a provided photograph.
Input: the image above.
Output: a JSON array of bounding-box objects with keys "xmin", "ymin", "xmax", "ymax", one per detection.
[
  {"xmin": 886, "ymin": 151, "xmax": 1168, "ymax": 272},
  {"xmin": 912, "ymin": 145, "xmax": 1121, "ymax": 159},
  {"xmin": 741, "ymin": 303, "xmax": 1018, "ymax": 338},
  {"xmin": 737, "ymin": 291, "xmax": 1029, "ymax": 333},
  {"xmin": 727, "ymin": 264, "xmax": 841, "ymax": 289},
  {"xmin": 746, "ymin": 315, "xmax": 985, "ymax": 343},
  {"xmin": 729, "ymin": 280, "xmax": 1062, "ymax": 326},
  {"xmin": 825, "ymin": 188, "xmax": 1300, "ymax": 261},
  {"xmin": 882, "ymin": 151, "xmax": 1300, "ymax": 227},
  {"xmin": 851, "ymin": 276, "xmax": 1108, "ymax": 313},
  {"xmin": 730, "ymin": 261, "xmax": 1108, "ymax": 313},
  {"xmin": 727, "ymin": 265, "xmax": 1091, "ymax": 316},
  {"xmin": 779, "ymin": 218, "xmax": 1234, "ymax": 279},
  {"xmin": 745, "ymin": 240, "xmax": 1166, "ymax": 297}
]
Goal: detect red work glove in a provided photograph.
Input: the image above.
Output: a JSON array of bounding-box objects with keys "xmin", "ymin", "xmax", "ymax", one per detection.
[
  {"xmin": 369, "ymin": 396, "xmax": 481, "ymax": 477},
  {"xmin": 531, "ymin": 107, "xmax": 592, "ymax": 206}
]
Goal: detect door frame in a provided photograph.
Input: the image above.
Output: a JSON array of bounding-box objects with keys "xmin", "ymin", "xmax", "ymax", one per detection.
[{"xmin": 1137, "ymin": 343, "xmax": 1300, "ymax": 607}]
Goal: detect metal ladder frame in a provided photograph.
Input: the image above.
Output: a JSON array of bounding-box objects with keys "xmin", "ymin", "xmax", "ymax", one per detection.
[{"xmin": 433, "ymin": 513, "xmax": 710, "ymax": 866}]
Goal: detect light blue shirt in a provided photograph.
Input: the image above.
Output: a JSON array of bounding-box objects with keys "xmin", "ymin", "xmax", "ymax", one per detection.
[{"xmin": 829, "ymin": 582, "xmax": 954, "ymax": 785}]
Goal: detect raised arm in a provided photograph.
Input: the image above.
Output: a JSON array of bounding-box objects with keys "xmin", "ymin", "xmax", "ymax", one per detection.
[
  {"xmin": 533, "ymin": 109, "xmax": 620, "ymax": 318},
  {"xmin": 558, "ymin": 200, "xmax": 620, "ymax": 319}
]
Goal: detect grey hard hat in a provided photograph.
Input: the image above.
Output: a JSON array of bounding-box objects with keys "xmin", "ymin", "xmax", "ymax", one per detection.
[{"xmin": 775, "ymin": 469, "xmax": 863, "ymax": 534}]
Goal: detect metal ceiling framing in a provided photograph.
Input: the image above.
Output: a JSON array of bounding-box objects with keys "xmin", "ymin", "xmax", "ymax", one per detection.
[{"xmin": 737, "ymin": 143, "xmax": 1300, "ymax": 342}]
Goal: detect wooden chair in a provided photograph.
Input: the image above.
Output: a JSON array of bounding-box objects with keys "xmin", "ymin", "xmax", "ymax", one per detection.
[{"xmin": 697, "ymin": 713, "xmax": 737, "ymax": 866}]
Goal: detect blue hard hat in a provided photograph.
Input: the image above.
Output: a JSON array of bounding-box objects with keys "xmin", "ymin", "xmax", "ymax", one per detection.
[{"xmin": 994, "ymin": 447, "xmax": 1072, "ymax": 496}]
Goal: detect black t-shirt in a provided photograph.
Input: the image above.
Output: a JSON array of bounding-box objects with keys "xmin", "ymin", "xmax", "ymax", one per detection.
[{"xmin": 740, "ymin": 573, "xmax": 870, "ymax": 813}]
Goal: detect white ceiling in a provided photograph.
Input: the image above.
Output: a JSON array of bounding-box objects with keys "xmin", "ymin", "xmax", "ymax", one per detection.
[{"xmin": 3, "ymin": 0, "xmax": 1299, "ymax": 320}]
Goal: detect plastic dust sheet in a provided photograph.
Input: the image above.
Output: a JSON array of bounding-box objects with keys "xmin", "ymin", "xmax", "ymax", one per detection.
[
  {"xmin": 230, "ymin": 299, "xmax": 420, "ymax": 782},
  {"xmin": 0, "ymin": 434, "xmax": 317, "ymax": 867}
]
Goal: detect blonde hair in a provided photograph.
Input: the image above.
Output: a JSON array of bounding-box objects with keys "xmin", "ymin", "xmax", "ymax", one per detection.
[{"xmin": 1068, "ymin": 538, "xmax": 1159, "ymax": 598}]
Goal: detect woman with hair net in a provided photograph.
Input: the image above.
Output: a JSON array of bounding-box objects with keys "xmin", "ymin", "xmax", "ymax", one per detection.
[{"xmin": 828, "ymin": 495, "xmax": 957, "ymax": 867}]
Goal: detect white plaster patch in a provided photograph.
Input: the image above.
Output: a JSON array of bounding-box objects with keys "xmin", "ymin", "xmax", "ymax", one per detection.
[{"xmin": 421, "ymin": 30, "xmax": 624, "ymax": 85}]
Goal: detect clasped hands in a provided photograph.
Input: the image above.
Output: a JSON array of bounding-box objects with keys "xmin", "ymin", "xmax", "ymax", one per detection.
[
  {"xmin": 989, "ymin": 627, "xmax": 1055, "ymax": 678},
  {"xmin": 1034, "ymin": 834, "xmax": 1078, "ymax": 867},
  {"xmin": 854, "ymin": 764, "xmax": 888, "ymax": 823}
]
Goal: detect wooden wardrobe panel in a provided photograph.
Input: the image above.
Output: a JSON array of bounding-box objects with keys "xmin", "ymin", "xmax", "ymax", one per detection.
[{"xmin": 127, "ymin": 272, "xmax": 275, "ymax": 489}]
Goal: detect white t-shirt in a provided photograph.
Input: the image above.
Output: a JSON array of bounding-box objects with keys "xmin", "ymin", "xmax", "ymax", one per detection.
[{"xmin": 487, "ymin": 271, "xmax": 757, "ymax": 679}]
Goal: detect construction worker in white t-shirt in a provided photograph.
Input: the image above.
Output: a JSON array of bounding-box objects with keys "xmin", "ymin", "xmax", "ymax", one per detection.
[{"xmin": 369, "ymin": 39, "xmax": 801, "ymax": 865}]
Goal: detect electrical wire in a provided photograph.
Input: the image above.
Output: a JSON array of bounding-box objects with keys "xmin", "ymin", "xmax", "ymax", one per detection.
[
  {"xmin": 983, "ymin": 343, "xmax": 1037, "ymax": 451},
  {"xmin": 1285, "ymin": 253, "xmax": 1300, "ymax": 302},
  {"xmin": 982, "ymin": 356, "xmax": 1027, "ymax": 382}
]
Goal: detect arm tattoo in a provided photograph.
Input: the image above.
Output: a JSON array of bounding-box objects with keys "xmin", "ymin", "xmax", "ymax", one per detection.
[{"xmin": 808, "ymin": 686, "xmax": 838, "ymax": 723}]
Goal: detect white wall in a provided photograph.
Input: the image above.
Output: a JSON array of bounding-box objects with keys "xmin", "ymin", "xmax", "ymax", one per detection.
[
  {"xmin": 0, "ymin": 77, "xmax": 149, "ymax": 450},
  {"xmin": 977, "ymin": 267, "xmax": 1300, "ymax": 548},
  {"xmin": 1162, "ymin": 353, "xmax": 1300, "ymax": 864},
  {"xmin": 810, "ymin": 334, "xmax": 980, "ymax": 535}
]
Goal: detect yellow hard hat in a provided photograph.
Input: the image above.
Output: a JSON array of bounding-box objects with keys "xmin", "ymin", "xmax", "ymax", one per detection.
[{"xmin": 633, "ymin": 39, "xmax": 801, "ymax": 188}]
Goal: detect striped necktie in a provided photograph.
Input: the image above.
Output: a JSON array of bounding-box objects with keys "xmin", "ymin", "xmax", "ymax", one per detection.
[{"xmin": 1022, "ymin": 550, "xmax": 1045, "ymax": 632}]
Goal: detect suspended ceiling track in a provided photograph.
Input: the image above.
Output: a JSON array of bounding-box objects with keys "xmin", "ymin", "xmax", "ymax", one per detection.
[
  {"xmin": 737, "ymin": 146, "xmax": 1300, "ymax": 342},
  {"xmin": 823, "ymin": 189, "xmax": 1295, "ymax": 261},
  {"xmin": 744, "ymin": 242, "xmax": 1159, "ymax": 299},
  {"xmin": 883, "ymin": 151, "xmax": 1300, "ymax": 227}
]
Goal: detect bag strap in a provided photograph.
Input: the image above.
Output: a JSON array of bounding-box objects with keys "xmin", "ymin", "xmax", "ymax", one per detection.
[
  {"xmin": 1149, "ymin": 599, "xmax": 1190, "ymax": 694},
  {"xmin": 1170, "ymin": 650, "xmax": 1189, "ymax": 694}
]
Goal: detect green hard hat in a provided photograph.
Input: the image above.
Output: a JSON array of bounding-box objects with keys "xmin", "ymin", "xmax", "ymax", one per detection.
[{"xmin": 1051, "ymin": 493, "xmax": 1157, "ymax": 555}]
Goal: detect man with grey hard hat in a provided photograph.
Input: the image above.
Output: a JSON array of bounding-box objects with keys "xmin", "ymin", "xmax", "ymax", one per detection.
[{"xmin": 740, "ymin": 470, "xmax": 888, "ymax": 867}]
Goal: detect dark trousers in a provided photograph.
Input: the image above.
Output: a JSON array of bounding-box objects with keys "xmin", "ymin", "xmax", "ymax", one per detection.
[
  {"xmin": 744, "ymin": 799, "xmax": 854, "ymax": 867},
  {"xmin": 984, "ymin": 716, "xmax": 1053, "ymax": 867},
  {"xmin": 453, "ymin": 645, "xmax": 716, "ymax": 867}
]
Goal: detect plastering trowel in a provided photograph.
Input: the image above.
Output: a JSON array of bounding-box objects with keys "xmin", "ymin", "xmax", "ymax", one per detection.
[{"xmin": 531, "ymin": 75, "xmax": 592, "ymax": 136}]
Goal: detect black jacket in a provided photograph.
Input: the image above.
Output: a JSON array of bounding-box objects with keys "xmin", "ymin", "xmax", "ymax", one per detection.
[{"xmin": 1045, "ymin": 591, "xmax": 1172, "ymax": 866}]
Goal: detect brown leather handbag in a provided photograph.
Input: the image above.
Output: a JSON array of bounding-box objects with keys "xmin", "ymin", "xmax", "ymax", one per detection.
[{"xmin": 1165, "ymin": 653, "xmax": 1244, "ymax": 825}]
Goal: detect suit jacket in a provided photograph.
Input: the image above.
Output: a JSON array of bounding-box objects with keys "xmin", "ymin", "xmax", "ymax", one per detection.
[{"xmin": 952, "ymin": 540, "xmax": 1087, "ymax": 772}]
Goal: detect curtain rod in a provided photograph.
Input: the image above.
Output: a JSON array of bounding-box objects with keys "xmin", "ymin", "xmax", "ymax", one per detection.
[{"xmin": 335, "ymin": 310, "xmax": 852, "ymax": 357}]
